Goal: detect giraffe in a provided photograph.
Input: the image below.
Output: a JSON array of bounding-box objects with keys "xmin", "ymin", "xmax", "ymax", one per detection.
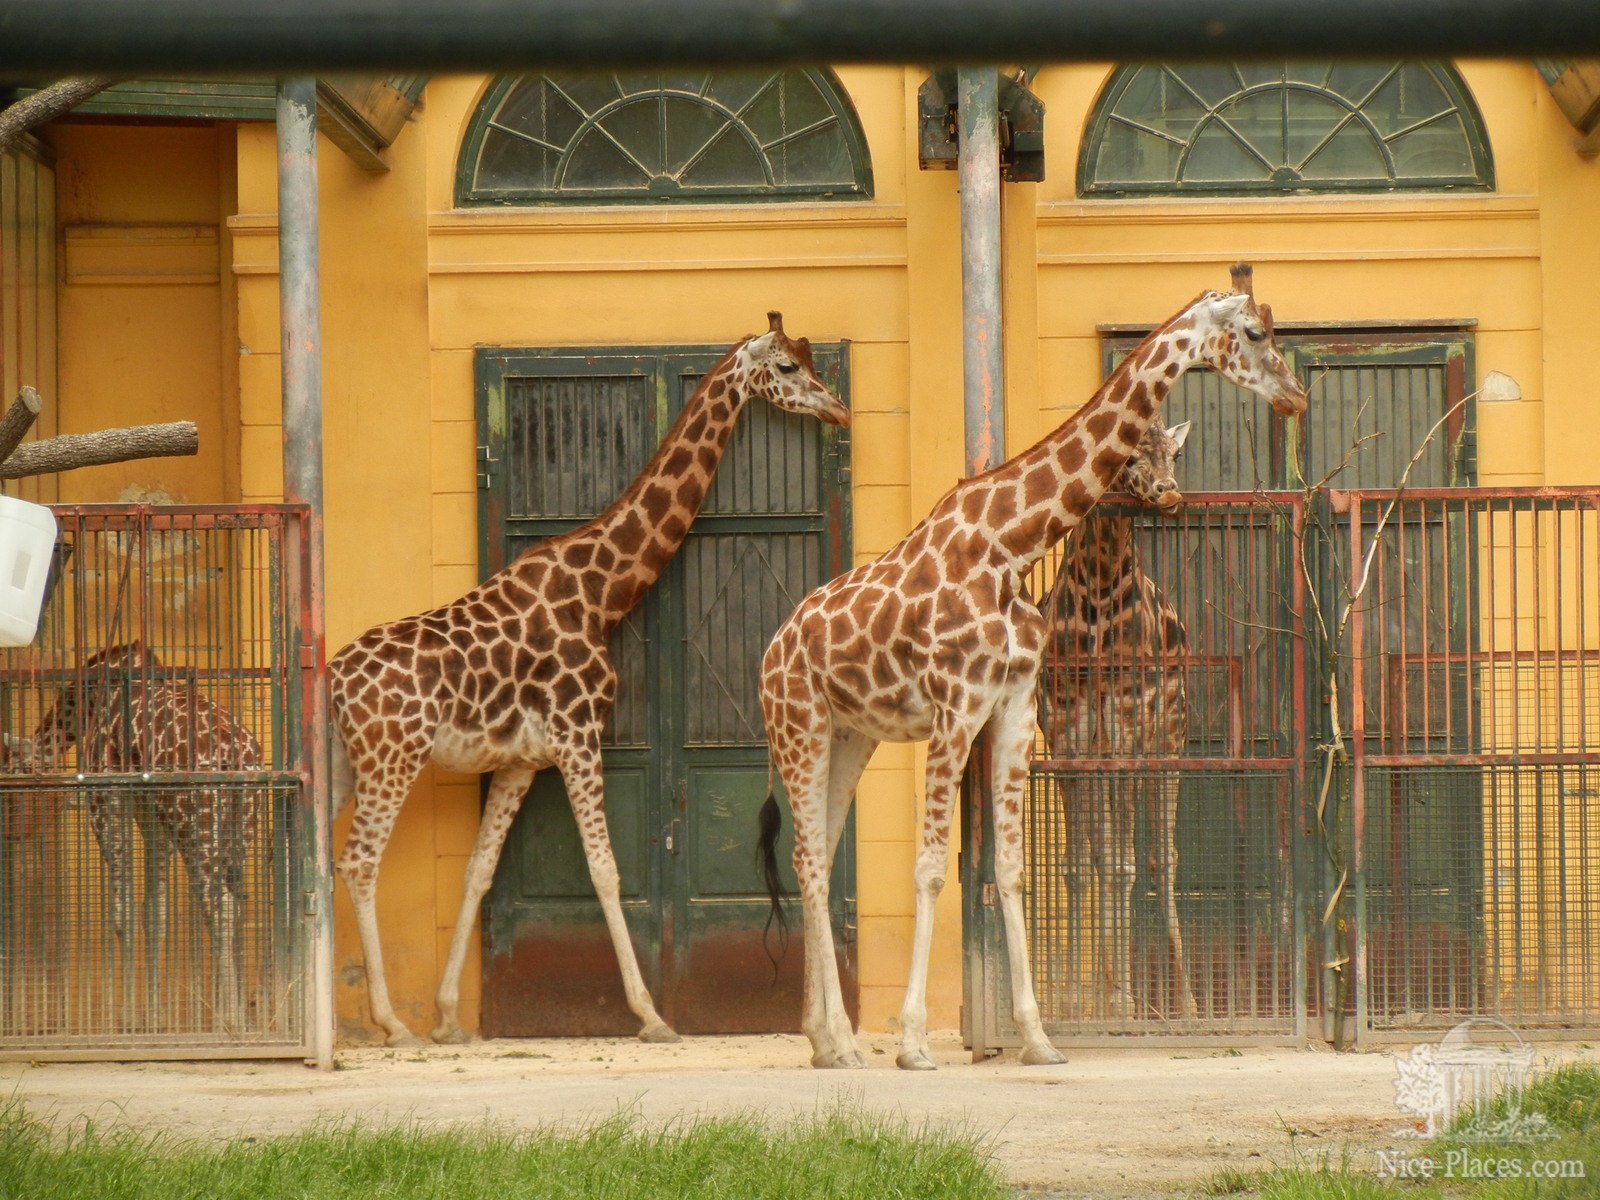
[
  {"xmin": 758, "ymin": 279, "xmax": 1305, "ymax": 1070},
  {"xmin": 1038, "ymin": 419, "xmax": 1198, "ymax": 1022},
  {"xmin": 330, "ymin": 312, "xmax": 850, "ymax": 1048},
  {"xmin": 18, "ymin": 640, "xmax": 261, "ymax": 1028}
]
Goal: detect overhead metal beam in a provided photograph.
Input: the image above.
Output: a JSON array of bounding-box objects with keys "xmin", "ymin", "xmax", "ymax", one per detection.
[{"xmin": 1, "ymin": 0, "xmax": 1598, "ymax": 76}]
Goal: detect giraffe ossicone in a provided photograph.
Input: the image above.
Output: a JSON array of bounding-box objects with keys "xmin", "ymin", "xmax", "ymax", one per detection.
[
  {"xmin": 758, "ymin": 280, "xmax": 1305, "ymax": 1070},
  {"xmin": 330, "ymin": 312, "xmax": 848, "ymax": 1048}
]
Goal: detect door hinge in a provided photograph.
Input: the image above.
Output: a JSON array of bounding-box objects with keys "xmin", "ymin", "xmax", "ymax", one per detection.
[
  {"xmin": 981, "ymin": 882, "xmax": 998, "ymax": 907},
  {"xmin": 303, "ymin": 889, "xmax": 320, "ymax": 916},
  {"xmin": 476, "ymin": 444, "xmax": 497, "ymax": 490}
]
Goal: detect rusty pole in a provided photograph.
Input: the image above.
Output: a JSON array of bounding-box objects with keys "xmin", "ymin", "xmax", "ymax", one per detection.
[
  {"xmin": 957, "ymin": 65, "xmax": 1004, "ymax": 477},
  {"xmin": 276, "ymin": 76, "xmax": 333, "ymax": 1071}
]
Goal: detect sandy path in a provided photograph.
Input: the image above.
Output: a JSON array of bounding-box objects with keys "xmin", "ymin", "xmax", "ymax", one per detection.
[{"xmin": 6, "ymin": 1032, "xmax": 1591, "ymax": 1197}]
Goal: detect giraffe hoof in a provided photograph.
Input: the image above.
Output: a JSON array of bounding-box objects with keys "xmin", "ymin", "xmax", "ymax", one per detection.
[
  {"xmin": 811, "ymin": 1048, "xmax": 867, "ymax": 1070},
  {"xmin": 638, "ymin": 1022, "xmax": 682, "ymax": 1044},
  {"xmin": 895, "ymin": 1049, "xmax": 937, "ymax": 1071},
  {"xmin": 1021, "ymin": 1042, "xmax": 1066, "ymax": 1066},
  {"xmin": 430, "ymin": 1024, "xmax": 474, "ymax": 1045},
  {"xmin": 384, "ymin": 1029, "xmax": 427, "ymax": 1049}
]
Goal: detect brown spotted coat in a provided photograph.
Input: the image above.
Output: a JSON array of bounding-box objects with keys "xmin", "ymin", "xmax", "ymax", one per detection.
[
  {"xmin": 758, "ymin": 286, "xmax": 1306, "ymax": 1071},
  {"xmin": 329, "ymin": 313, "xmax": 850, "ymax": 1047}
]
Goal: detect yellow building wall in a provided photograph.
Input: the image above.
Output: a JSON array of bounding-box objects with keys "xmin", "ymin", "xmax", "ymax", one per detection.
[
  {"xmin": 211, "ymin": 59, "xmax": 1599, "ymax": 1045},
  {"xmin": 50, "ymin": 124, "xmax": 238, "ymax": 505}
]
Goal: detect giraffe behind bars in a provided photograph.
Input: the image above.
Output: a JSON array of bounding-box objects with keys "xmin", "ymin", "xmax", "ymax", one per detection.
[
  {"xmin": 1039, "ymin": 419, "xmax": 1198, "ymax": 1023},
  {"xmin": 19, "ymin": 640, "xmax": 260, "ymax": 1029}
]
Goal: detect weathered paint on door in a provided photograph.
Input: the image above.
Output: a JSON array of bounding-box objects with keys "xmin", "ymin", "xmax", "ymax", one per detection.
[{"xmin": 475, "ymin": 345, "xmax": 855, "ymax": 1037}]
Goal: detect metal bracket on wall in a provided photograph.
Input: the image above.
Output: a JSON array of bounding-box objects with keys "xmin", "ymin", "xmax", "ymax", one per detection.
[{"xmin": 916, "ymin": 68, "xmax": 1045, "ymax": 182}]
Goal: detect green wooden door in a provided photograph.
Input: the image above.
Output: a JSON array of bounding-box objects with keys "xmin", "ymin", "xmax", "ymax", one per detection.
[{"xmin": 475, "ymin": 345, "xmax": 855, "ymax": 1037}]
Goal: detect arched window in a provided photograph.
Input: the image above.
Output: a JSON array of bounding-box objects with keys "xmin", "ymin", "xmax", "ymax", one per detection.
[
  {"xmin": 457, "ymin": 70, "xmax": 873, "ymax": 206},
  {"xmin": 1079, "ymin": 62, "xmax": 1493, "ymax": 197}
]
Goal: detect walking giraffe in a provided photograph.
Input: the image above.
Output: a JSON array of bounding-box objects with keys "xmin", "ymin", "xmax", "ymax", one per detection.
[
  {"xmin": 330, "ymin": 313, "xmax": 849, "ymax": 1047},
  {"xmin": 18, "ymin": 640, "xmax": 261, "ymax": 1029},
  {"xmin": 1038, "ymin": 420, "xmax": 1198, "ymax": 1022},
  {"xmin": 758, "ymin": 277, "xmax": 1305, "ymax": 1070}
]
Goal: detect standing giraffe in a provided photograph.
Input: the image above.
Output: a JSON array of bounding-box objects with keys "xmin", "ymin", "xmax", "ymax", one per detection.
[
  {"xmin": 1038, "ymin": 420, "xmax": 1198, "ymax": 1022},
  {"xmin": 19, "ymin": 640, "xmax": 261, "ymax": 1029},
  {"xmin": 331, "ymin": 313, "xmax": 849, "ymax": 1047},
  {"xmin": 758, "ymin": 279, "xmax": 1305, "ymax": 1070}
]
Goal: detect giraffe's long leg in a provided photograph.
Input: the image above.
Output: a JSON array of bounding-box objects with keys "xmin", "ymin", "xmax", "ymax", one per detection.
[
  {"xmin": 140, "ymin": 811, "xmax": 175, "ymax": 1031},
  {"xmin": 1093, "ymin": 780, "xmax": 1137, "ymax": 1019},
  {"xmin": 549, "ymin": 739, "xmax": 678, "ymax": 1044},
  {"xmin": 761, "ymin": 654, "xmax": 862, "ymax": 1070},
  {"xmin": 1153, "ymin": 770, "xmax": 1195, "ymax": 1019},
  {"xmin": 87, "ymin": 795, "xmax": 137, "ymax": 1028},
  {"xmin": 430, "ymin": 761, "xmax": 538, "ymax": 1044},
  {"xmin": 897, "ymin": 709, "xmax": 983, "ymax": 1071},
  {"xmin": 336, "ymin": 765, "xmax": 428, "ymax": 1047},
  {"xmin": 983, "ymin": 679, "xmax": 1066, "ymax": 1067}
]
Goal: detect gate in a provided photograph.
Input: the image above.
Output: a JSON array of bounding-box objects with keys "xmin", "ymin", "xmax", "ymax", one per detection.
[
  {"xmin": 0, "ymin": 504, "xmax": 318, "ymax": 1060},
  {"xmin": 1339, "ymin": 487, "xmax": 1600, "ymax": 1042},
  {"xmin": 967, "ymin": 486, "xmax": 1600, "ymax": 1049}
]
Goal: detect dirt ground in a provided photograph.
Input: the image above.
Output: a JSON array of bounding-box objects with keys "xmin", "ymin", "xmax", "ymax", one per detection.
[{"xmin": 5, "ymin": 1031, "xmax": 1595, "ymax": 1198}]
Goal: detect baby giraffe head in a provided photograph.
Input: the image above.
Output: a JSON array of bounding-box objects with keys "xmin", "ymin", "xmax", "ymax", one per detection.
[
  {"xmin": 1116, "ymin": 420, "xmax": 1190, "ymax": 511},
  {"xmin": 735, "ymin": 311, "xmax": 851, "ymax": 428}
]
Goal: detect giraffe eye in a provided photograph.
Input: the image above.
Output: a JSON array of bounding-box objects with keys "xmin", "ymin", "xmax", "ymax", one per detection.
[
  {"xmin": 1244, "ymin": 326, "xmax": 1266, "ymax": 343},
  {"xmin": 777, "ymin": 361, "xmax": 800, "ymax": 375}
]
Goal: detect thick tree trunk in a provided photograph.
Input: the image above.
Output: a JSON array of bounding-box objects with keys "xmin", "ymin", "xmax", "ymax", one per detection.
[
  {"xmin": 0, "ymin": 78, "xmax": 114, "ymax": 154},
  {"xmin": 0, "ymin": 422, "xmax": 198, "ymax": 479}
]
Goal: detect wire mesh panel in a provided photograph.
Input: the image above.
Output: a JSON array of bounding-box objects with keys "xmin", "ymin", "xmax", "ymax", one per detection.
[
  {"xmin": 0, "ymin": 505, "xmax": 312, "ymax": 1058},
  {"xmin": 1021, "ymin": 493, "xmax": 1306, "ymax": 1038},
  {"xmin": 1343, "ymin": 489, "xmax": 1600, "ymax": 1037}
]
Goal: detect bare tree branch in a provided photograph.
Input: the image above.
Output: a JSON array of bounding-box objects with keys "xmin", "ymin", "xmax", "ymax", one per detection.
[
  {"xmin": 0, "ymin": 387, "xmax": 43, "ymax": 464},
  {"xmin": 0, "ymin": 78, "xmax": 114, "ymax": 155}
]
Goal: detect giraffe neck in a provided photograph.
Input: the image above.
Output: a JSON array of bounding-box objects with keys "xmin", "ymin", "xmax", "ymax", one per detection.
[
  {"xmin": 988, "ymin": 312, "xmax": 1199, "ymax": 574},
  {"xmin": 1055, "ymin": 516, "xmax": 1185, "ymax": 657},
  {"xmin": 555, "ymin": 342, "xmax": 752, "ymax": 621}
]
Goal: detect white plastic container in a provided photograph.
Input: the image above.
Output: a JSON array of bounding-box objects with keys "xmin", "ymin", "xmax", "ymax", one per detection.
[{"xmin": 0, "ymin": 495, "xmax": 58, "ymax": 646}]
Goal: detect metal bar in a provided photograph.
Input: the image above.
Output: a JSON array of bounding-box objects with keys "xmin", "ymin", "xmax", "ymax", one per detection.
[
  {"xmin": 275, "ymin": 78, "xmax": 334, "ymax": 1072},
  {"xmin": 2, "ymin": 0, "xmax": 1598, "ymax": 74},
  {"xmin": 957, "ymin": 65, "xmax": 1003, "ymax": 477}
]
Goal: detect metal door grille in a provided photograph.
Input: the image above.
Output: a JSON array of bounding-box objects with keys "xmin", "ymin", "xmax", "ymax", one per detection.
[
  {"xmin": 1343, "ymin": 488, "xmax": 1600, "ymax": 1039},
  {"xmin": 1013, "ymin": 493, "xmax": 1307, "ymax": 1042},
  {"xmin": 0, "ymin": 504, "xmax": 313, "ymax": 1059}
]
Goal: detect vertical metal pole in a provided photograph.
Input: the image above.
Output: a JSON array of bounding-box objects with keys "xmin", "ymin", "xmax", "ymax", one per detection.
[
  {"xmin": 276, "ymin": 76, "xmax": 333, "ymax": 1071},
  {"xmin": 956, "ymin": 65, "xmax": 1006, "ymax": 1062},
  {"xmin": 957, "ymin": 65, "xmax": 1005, "ymax": 476}
]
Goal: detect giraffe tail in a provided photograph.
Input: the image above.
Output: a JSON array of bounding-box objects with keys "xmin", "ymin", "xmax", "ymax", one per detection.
[{"xmin": 756, "ymin": 786, "xmax": 790, "ymax": 977}]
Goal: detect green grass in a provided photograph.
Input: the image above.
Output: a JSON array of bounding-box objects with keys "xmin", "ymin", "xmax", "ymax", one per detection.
[
  {"xmin": 1198, "ymin": 1062, "xmax": 1600, "ymax": 1199},
  {"xmin": 0, "ymin": 1098, "xmax": 1010, "ymax": 1200}
]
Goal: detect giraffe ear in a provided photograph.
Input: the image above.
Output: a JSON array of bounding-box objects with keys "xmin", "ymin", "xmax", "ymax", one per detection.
[
  {"xmin": 743, "ymin": 330, "xmax": 778, "ymax": 357},
  {"xmin": 1168, "ymin": 420, "xmax": 1192, "ymax": 451}
]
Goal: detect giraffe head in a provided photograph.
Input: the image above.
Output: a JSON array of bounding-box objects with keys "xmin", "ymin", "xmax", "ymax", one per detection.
[
  {"xmin": 1117, "ymin": 420, "xmax": 1190, "ymax": 511},
  {"xmin": 1185, "ymin": 290, "xmax": 1307, "ymax": 417},
  {"xmin": 26, "ymin": 640, "xmax": 160, "ymax": 768},
  {"xmin": 734, "ymin": 311, "xmax": 851, "ymax": 428}
]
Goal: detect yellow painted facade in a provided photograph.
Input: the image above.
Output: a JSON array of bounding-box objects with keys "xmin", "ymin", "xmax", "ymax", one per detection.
[{"xmin": 7, "ymin": 60, "xmax": 1599, "ymax": 1043}]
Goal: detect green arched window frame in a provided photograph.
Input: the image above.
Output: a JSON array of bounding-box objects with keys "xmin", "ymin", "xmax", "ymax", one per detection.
[
  {"xmin": 456, "ymin": 69, "xmax": 873, "ymax": 206},
  {"xmin": 1078, "ymin": 61, "xmax": 1493, "ymax": 197}
]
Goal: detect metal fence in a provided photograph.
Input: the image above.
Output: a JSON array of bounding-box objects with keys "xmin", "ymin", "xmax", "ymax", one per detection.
[
  {"xmin": 0, "ymin": 504, "xmax": 316, "ymax": 1059},
  {"xmin": 970, "ymin": 486, "xmax": 1600, "ymax": 1049},
  {"xmin": 1339, "ymin": 488, "xmax": 1600, "ymax": 1042}
]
